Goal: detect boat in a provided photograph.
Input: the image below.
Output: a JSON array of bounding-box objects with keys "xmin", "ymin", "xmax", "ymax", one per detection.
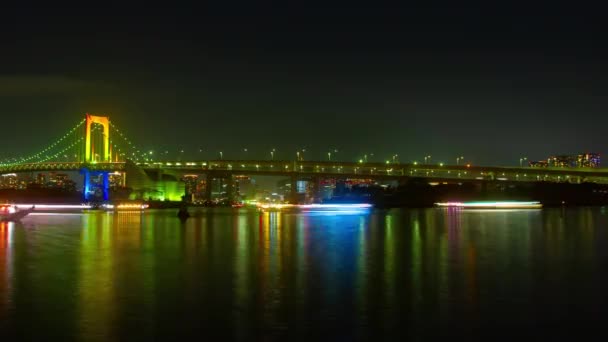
[
  {"xmin": 101, "ymin": 202, "xmax": 149, "ymax": 211},
  {"xmin": 0, "ymin": 204, "xmax": 34, "ymax": 222},
  {"xmin": 435, "ymin": 201, "xmax": 543, "ymax": 209},
  {"xmin": 177, "ymin": 206, "xmax": 190, "ymax": 220}
]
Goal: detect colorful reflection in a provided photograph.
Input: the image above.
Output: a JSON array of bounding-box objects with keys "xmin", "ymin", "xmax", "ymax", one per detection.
[
  {"xmin": 0, "ymin": 207, "xmax": 605, "ymax": 340},
  {"xmin": 0, "ymin": 222, "xmax": 14, "ymax": 323}
]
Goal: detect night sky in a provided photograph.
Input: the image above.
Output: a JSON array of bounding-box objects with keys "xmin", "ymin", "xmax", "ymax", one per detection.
[{"xmin": 0, "ymin": 4, "xmax": 606, "ymax": 166}]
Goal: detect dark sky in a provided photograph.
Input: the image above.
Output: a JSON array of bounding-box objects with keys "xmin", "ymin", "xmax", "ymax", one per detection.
[{"xmin": 0, "ymin": 3, "xmax": 606, "ymax": 166}]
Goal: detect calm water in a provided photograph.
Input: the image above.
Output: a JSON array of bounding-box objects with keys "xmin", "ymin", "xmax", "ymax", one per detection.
[{"xmin": 0, "ymin": 207, "xmax": 607, "ymax": 340}]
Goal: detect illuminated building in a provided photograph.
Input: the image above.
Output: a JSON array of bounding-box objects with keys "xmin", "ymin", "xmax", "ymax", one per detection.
[
  {"xmin": 195, "ymin": 178, "xmax": 207, "ymax": 201},
  {"xmin": 277, "ymin": 178, "xmax": 292, "ymax": 199},
  {"xmin": 529, "ymin": 161, "xmax": 548, "ymax": 168},
  {"xmin": 234, "ymin": 175, "xmax": 255, "ymax": 200},
  {"xmin": 319, "ymin": 178, "xmax": 336, "ymax": 199},
  {"xmin": 182, "ymin": 175, "xmax": 199, "ymax": 202},
  {"xmin": 577, "ymin": 153, "xmax": 600, "ymax": 168},
  {"xmin": 0, "ymin": 174, "xmax": 18, "ymax": 189},
  {"xmin": 36, "ymin": 172, "xmax": 76, "ymax": 191},
  {"xmin": 180, "ymin": 174, "xmax": 211, "ymax": 203},
  {"xmin": 49, "ymin": 173, "xmax": 69, "ymax": 186},
  {"xmin": 545, "ymin": 153, "xmax": 601, "ymax": 168},
  {"xmin": 548, "ymin": 155, "xmax": 578, "ymax": 168},
  {"xmin": 277, "ymin": 178, "xmax": 307, "ymax": 202},
  {"xmin": 109, "ymin": 172, "xmax": 126, "ymax": 189}
]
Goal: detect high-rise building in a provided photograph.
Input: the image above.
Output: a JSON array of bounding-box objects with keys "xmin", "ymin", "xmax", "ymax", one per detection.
[
  {"xmin": 578, "ymin": 153, "xmax": 600, "ymax": 168},
  {"xmin": 545, "ymin": 153, "xmax": 601, "ymax": 168},
  {"xmin": 234, "ymin": 175, "xmax": 255, "ymax": 200},
  {"xmin": 182, "ymin": 175, "xmax": 199, "ymax": 202}
]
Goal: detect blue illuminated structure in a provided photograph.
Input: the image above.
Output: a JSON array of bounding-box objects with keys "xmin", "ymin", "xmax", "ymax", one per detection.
[{"xmin": 80, "ymin": 168, "xmax": 110, "ymax": 201}]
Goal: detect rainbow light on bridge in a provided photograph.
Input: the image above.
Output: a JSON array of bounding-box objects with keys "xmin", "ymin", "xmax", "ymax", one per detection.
[{"xmin": 435, "ymin": 201, "xmax": 542, "ymax": 209}]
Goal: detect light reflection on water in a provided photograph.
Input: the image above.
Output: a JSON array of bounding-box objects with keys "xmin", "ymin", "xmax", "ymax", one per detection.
[{"xmin": 0, "ymin": 207, "xmax": 607, "ymax": 340}]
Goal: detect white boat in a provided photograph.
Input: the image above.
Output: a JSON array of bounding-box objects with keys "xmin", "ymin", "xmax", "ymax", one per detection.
[{"xmin": 435, "ymin": 201, "xmax": 542, "ymax": 209}]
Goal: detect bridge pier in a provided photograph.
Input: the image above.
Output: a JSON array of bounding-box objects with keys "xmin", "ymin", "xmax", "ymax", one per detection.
[
  {"xmin": 80, "ymin": 168, "xmax": 110, "ymax": 202},
  {"xmin": 102, "ymin": 172, "xmax": 109, "ymax": 201}
]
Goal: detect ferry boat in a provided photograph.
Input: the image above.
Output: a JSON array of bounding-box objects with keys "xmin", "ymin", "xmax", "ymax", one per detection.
[
  {"xmin": 435, "ymin": 201, "xmax": 542, "ymax": 209},
  {"xmin": 101, "ymin": 202, "xmax": 149, "ymax": 211}
]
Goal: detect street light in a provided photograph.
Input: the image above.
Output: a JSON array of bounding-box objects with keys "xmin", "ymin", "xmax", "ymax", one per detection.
[
  {"xmin": 219, "ymin": 151, "xmax": 223, "ymax": 160},
  {"xmin": 519, "ymin": 157, "xmax": 528, "ymax": 167},
  {"xmin": 296, "ymin": 151, "xmax": 300, "ymax": 161},
  {"xmin": 392, "ymin": 154, "xmax": 399, "ymax": 163},
  {"xmin": 424, "ymin": 155, "xmax": 431, "ymax": 164},
  {"xmin": 456, "ymin": 156, "xmax": 464, "ymax": 165},
  {"xmin": 327, "ymin": 152, "xmax": 331, "ymax": 161},
  {"xmin": 271, "ymin": 149, "xmax": 275, "ymax": 160}
]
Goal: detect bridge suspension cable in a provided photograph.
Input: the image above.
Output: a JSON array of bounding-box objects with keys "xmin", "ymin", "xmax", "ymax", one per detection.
[
  {"xmin": 0, "ymin": 118, "xmax": 86, "ymax": 166},
  {"xmin": 108, "ymin": 121, "xmax": 149, "ymax": 162},
  {"xmin": 33, "ymin": 137, "xmax": 85, "ymax": 163}
]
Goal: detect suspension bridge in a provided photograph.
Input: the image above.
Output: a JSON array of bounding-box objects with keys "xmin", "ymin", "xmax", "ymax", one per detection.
[{"xmin": 1, "ymin": 114, "xmax": 608, "ymax": 202}]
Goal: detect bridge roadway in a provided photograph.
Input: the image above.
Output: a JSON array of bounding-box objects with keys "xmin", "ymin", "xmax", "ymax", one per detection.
[{"xmin": 3, "ymin": 160, "xmax": 608, "ymax": 184}]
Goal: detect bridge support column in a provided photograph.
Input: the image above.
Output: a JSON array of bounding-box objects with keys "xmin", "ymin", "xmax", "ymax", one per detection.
[
  {"xmin": 102, "ymin": 172, "xmax": 110, "ymax": 201},
  {"xmin": 82, "ymin": 169, "xmax": 91, "ymax": 201},
  {"xmin": 80, "ymin": 168, "xmax": 110, "ymax": 202}
]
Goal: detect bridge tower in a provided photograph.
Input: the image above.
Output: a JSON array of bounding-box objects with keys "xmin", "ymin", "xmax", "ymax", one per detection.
[
  {"xmin": 84, "ymin": 114, "xmax": 110, "ymax": 162},
  {"xmin": 82, "ymin": 114, "xmax": 111, "ymax": 201}
]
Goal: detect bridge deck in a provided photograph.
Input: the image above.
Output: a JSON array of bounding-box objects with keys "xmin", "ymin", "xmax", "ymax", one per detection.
[{"xmin": 1, "ymin": 160, "xmax": 608, "ymax": 183}]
